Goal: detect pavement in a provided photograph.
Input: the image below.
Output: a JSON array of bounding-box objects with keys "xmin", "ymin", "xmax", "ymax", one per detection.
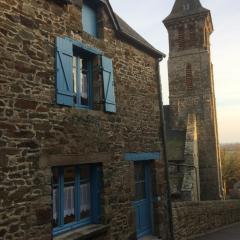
[{"xmin": 195, "ymin": 223, "xmax": 240, "ymax": 240}]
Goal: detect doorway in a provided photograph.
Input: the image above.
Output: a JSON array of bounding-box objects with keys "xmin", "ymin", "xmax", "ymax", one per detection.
[{"xmin": 133, "ymin": 161, "xmax": 153, "ymax": 239}]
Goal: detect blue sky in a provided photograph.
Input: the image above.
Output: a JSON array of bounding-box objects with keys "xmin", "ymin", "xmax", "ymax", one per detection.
[{"xmin": 109, "ymin": 0, "xmax": 240, "ymax": 143}]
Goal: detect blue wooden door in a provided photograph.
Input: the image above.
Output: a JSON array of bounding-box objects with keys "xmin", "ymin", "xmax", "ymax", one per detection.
[{"xmin": 133, "ymin": 162, "xmax": 153, "ymax": 239}]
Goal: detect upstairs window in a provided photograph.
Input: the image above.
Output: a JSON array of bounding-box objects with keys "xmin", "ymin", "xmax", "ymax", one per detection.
[
  {"xmin": 52, "ymin": 164, "xmax": 102, "ymax": 236},
  {"xmin": 186, "ymin": 64, "xmax": 193, "ymax": 90},
  {"xmin": 82, "ymin": 0, "xmax": 97, "ymax": 37},
  {"xmin": 72, "ymin": 51, "xmax": 92, "ymax": 108},
  {"xmin": 55, "ymin": 36, "xmax": 116, "ymax": 113}
]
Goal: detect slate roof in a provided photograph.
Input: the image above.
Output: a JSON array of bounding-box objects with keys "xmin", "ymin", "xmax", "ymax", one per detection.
[
  {"xmin": 164, "ymin": 106, "xmax": 186, "ymax": 161},
  {"xmin": 100, "ymin": 0, "xmax": 165, "ymax": 58},
  {"xmin": 164, "ymin": 0, "xmax": 209, "ymax": 22}
]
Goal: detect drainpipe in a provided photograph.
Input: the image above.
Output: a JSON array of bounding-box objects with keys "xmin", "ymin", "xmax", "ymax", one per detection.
[{"xmin": 156, "ymin": 58, "xmax": 175, "ymax": 240}]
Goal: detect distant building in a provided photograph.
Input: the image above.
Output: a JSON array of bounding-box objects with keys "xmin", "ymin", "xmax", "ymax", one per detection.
[{"xmin": 163, "ymin": 0, "xmax": 223, "ymax": 201}]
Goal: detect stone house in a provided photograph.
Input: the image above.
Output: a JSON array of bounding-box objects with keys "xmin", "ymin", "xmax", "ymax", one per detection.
[
  {"xmin": 163, "ymin": 0, "xmax": 223, "ymax": 202},
  {"xmin": 0, "ymin": 0, "xmax": 172, "ymax": 240}
]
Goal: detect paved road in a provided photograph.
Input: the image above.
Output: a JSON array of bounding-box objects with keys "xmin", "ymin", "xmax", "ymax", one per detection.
[{"xmin": 195, "ymin": 223, "xmax": 240, "ymax": 240}]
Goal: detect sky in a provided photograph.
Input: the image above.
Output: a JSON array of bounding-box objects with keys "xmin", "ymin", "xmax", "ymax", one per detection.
[{"xmin": 109, "ymin": 0, "xmax": 240, "ymax": 143}]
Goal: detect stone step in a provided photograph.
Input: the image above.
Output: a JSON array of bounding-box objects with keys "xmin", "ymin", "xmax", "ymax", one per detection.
[{"xmin": 139, "ymin": 235, "xmax": 161, "ymax": 240}]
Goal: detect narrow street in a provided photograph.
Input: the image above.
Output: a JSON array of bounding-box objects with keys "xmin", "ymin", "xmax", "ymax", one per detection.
[{"xmin": 195, "ymin": 223, "xmax": 240, "ymax": 240}]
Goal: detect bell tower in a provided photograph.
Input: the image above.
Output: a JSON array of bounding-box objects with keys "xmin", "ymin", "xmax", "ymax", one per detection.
[{"xmin": 163, "ymin": 0, "xmax": 223, "ymax": 200}]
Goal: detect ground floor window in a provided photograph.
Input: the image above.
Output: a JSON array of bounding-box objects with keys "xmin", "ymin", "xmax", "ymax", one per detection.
[{"xmin": 52, "ymin": 164, "xmax": 102, "ymax": 236}]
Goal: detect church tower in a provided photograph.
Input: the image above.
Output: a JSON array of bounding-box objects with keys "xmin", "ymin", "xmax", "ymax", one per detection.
[{"xmin": 163, "ymin": 0, "xmax": 223, "ymax": 200}]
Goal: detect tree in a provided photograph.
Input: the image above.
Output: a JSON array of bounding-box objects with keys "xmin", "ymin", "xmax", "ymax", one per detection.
[{"xmin": 221, "ymin": 146, "xmax": 240, "ymax": 195}]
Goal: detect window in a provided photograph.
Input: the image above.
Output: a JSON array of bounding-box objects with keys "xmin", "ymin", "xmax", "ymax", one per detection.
[
  {"xmin": 55, "ymin": 36, "xmax": 116, "ymax": 112},
  {"xmin": 52, "ymin": 164, "xmax": 102, "ymax": 236},
  {"xmin": 134, "ymin": 163, "xmax": 146, "ymax": 201},
  {"xmin": 178, "ymin": 27, "xmax": 185, "ymax": 50},
  {"xmin": 82, "ymin": 0, "xmax": 97, "ymax": 37},
  {"xmin": 72, "ymin": 50, "xmax": 93, "ymax": 108},
  {"xmin": 186, "ymin": 64, "xmax": 193, "ymax": 90},
  {"xmin": 189, "ymin": 25, "xmax": 196, "ymax": 47}
]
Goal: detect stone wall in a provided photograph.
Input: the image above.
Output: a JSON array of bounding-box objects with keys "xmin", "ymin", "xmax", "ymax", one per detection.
[
  {"xmin": 172, "ymin": 200, "xmax": 240, "ymax": 240},
  {"xmin": 0, "ymin": 0, "xmax": 170, "ymax": 240}
]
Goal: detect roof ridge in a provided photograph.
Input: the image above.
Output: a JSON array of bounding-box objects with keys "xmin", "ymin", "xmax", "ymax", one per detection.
[{"xmin": 100, "ymin": 0, "xmax": 165, "ymax": 57}]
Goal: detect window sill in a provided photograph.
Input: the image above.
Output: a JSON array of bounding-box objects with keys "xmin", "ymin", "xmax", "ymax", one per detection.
[{"xmin": 53, "ymin": 224, "xmax": 109, "ymax": 240}]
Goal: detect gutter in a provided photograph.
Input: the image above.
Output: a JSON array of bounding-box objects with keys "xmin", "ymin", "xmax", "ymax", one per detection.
[{"xmin": 157, "ymin": 58, "xmax": 175, "ymax": 240}]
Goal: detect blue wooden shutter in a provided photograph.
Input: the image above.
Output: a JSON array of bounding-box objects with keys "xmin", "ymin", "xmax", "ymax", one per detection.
[
  {"xmin": 91, "ymin": 165, "xmax": 102, "ymax": 223},
  {"xmin": 56, "ymin": 37, "xmax": 74, "ymax": 106},
  {"xmin": 101, "ymin": 56, "xmax": 116, "ymax": 113},
  {"xmin": 82, "ymin": 3, "xmax": 97, "ymax": 37}
]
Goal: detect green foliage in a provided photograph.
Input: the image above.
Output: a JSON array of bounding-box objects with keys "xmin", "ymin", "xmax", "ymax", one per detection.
[{"xmin": 221, "ymin": 144, "xmax": 240, "ymax": 191}]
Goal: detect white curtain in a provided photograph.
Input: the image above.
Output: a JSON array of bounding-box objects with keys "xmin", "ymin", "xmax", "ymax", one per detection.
[
  {"xmin": 64, "ymin": 186, "xmax": 75, "ymax": 217},
  {"xmin": 53, "ymin": 189, "xmax": 57, "ymax": 220},
  {"xmin": 80, "ymin": 183, "xmax": 91, "ymax": 212},
  {"xmin": 52, "ymin": 184, "xmax": 90, "ymax": 220},
  {"xmin": 81, "ymin": 73, "xmax": 88, "ymax": 99}
]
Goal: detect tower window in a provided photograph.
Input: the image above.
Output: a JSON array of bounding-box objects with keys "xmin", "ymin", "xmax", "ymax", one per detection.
[
  {"xmin": 189, "ymin": 25, "xmax": 196, "ymax": 47},
  {"xmin": 186, "ymin": 64, "xmax": 193, "ymax": 90},
  {"xmin": 178, "ymin": 28, "xmax": 185, "ymax": 50}
]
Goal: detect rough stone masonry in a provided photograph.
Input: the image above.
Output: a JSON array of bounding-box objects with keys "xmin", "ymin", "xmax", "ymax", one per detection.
[
  {"xmin": 0, "ymin": 0, "xmax": 172, "ymax": 240},
  {"xmin": 172, "ymin": 200, "xmax": 240, "ymax": 240}
]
